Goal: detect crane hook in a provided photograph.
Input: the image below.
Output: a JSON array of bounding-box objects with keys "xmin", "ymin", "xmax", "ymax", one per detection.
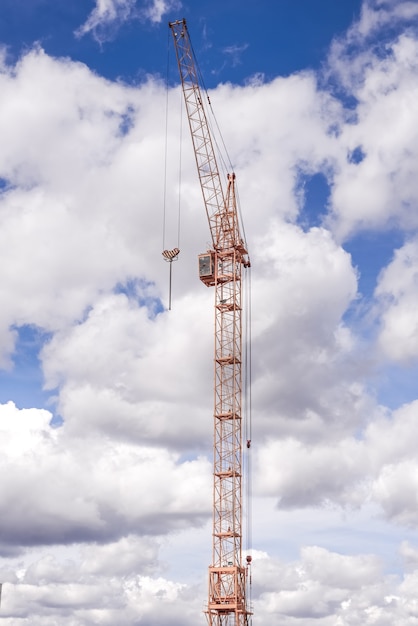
[{"xmin": 162, "ymin": 248, "xmax": 180, "ymax": 311}]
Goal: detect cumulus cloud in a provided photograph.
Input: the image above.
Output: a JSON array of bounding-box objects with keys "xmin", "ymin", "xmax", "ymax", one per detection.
[
  {"xmin": 3, "ymin": 541, "xmax": 416, "ymax": 625},
  {"xmin": 2, "ymin": 0, "xmax": 418, "ymax": 622},
  {"xmin": 251, "ymin": 221, "xmax": 359, "ymax": 438},
  {"xmin": 0, "ymin": 401, "xmax": 211, "ymax": 552},
  {"xmin": 0, "ymin": 47, "xmax": 175, "ymax": 366},
  {"xmin": 1, "ymin": 550, "xmax": 200, "ymax": 625},
  {"xmin": 374, "ymin": 239, "xmax": 418, "ymax": 362},
  {"xmin": 356, "ymin": 0, "xmax": 418, "ymax": 40},
  {"xmin": 40, "ymin": 289, "xmax": 214, "ymax": 448},
  {"xmin": 251, "ymin": 548, "xmax": 418, "ymax": 625},
  {"xmin": 326, "ymin": 33, "xmax": 418, "ymax": 240},
  {"xmin": 252, "ymin": 396, "xmax": 418, "ymax": 528}
]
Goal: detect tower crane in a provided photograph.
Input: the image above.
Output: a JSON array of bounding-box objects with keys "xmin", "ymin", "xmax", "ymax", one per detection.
[{"xmin": 169, "ymin": 18, "xmax": 252, "ymax": 626}]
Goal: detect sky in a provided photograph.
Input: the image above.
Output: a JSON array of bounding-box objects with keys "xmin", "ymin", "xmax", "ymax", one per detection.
[{"xmin": 1, "ymin": 0, "xmax": 418, "ymax": 624}]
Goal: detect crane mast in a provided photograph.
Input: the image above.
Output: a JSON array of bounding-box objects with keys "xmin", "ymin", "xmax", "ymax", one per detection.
[{"xmin": 169, "ymin": 19, "xmax": 252, "ymax": 626}]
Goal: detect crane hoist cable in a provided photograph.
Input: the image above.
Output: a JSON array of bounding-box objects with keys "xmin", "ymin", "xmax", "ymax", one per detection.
[
  {"xmin": 186, "ymin": 31, "xmax": 234, "ymax": 175},
  {"xmin": 162, "ymin": 29, "xmax": 182, "ymax": 310},
  {"xmin": 244, "ymin": 265, "xmax": 253, "ymax": 559},
  {"xmin": 187, "ymin": 37, "xmax": 249, "ymax": 255}
]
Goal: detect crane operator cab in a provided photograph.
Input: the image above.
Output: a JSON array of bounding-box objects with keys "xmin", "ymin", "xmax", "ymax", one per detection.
[{"xmin": 199, "ymin": 251, "xmax": 216, "ymax": 287}]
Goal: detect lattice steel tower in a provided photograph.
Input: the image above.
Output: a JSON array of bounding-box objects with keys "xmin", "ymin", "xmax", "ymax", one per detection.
[{"xmin": 169, "ymin": 18, "xmax": 252, "ymax": 626}]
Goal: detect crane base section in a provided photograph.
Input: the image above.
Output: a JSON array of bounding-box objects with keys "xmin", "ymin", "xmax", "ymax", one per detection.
[{"xmin": 205, "ymin": 566, "xmax": 252, "ymax": 626}]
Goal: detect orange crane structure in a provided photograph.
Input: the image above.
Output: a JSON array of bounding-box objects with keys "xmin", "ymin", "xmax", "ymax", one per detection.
[{"xmin": 169, "ymin": 18, "xmax": 253, "ymax": 626}]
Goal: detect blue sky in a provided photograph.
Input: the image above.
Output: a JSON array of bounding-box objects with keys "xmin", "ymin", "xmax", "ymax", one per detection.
[
  {"xmin": 0, "ymin": 1, "xmax": 364, "ymax": 83},
  {"xmin": 1, "ymin": 1, "xmax": 418, "ymax": 624}
]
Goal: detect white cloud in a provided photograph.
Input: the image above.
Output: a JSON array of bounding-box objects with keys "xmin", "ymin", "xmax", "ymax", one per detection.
[
  {"xmin": 252, "ymin": 397, "xmax": 418, "ymax": 525},
  {"xmin": 76, "ymin": 0, "xmax": 137, "ymax": 40},
  {"xmin": 3, "ymin": 539, "xmax": 417, "ymax": 625},
  {"xmin": 1, "ymin": 552, "xmax": 200, "ymax": 625},
  {"xmin": 255, "ymin": 436, "xmax": 368, "ymax": 508},
  {"xmin": 142, "ymin": 0, "xmax": 181, "ymax": 24},
  {"xmin": 250, "ymin": 221, "xmax": 363, "ymax": 444},
  {"xmin": 359, "ymin": 1, "xmax": 418, "ymax": 38},
  {"xmin": 223, "ymin": 43, "xmax": 249, "ymax": 67},
  {"xmin": 3, "ymin": 1, "xmax": 418, "ymax": 622},
  {"xmin": 76, "ymin": 0, "xmax": 182, "ymax": 41},
  {"xmin": 327, "ymin": 0, "xmax": 418, "ymax": 57},
  {"xmin": 0, "ymin": 401, "xmax": 211, "ymax": 553},
  {"xmin": 374, "ymin": 239, "xmax": 418, "ymax": 362},
  {"xmin": 251, "ymin": 549, "xmax": 414, "ymax": 625},
  {"xmin": 0, "ymin": 48, "xmax": 172, "ymax": 365},
  {"xmin": 326, "ymin": 33, "xmax": 418, "ymax": 240},
  {"xmin": 39, "ymin": 289, "xmax": 214, "ymax": 449},
  {"xmin": 212, "ymin": 72, "xmax": 343, "ymax": 227}
]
